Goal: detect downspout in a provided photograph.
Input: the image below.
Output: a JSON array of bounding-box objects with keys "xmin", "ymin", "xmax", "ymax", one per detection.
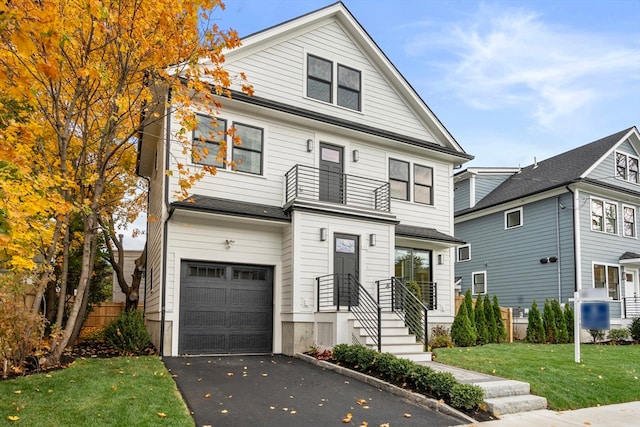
[
  {"xmin": 160, "ymin": 87, "xmax": 173, "ymax": 357},
  {"xmin": 556, "ymin": 197, "xmax": 562, "ymax": 301},
  {"xmin": 566, "ymin": 185, "xmax": 581, "ymax": 293},
  {"xmin": 141, "ymin": 176, "xmax": 150, "ymax": 315}
]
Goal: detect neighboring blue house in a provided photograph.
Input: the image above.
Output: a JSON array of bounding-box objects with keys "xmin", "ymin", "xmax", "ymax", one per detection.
[{"xmin": 454, "ymin": 127, "xmax": 640, "ymax": 332}]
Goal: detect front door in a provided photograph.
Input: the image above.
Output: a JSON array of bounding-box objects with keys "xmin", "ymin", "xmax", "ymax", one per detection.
[
  {"xmin": 319, "ymin": 143, "xmax": 344, "ymax": 204},
  {"xmin": 334, "ymin": 233, "xmax": 359, "ymax": 306},
  {"xmin": 625, "ymin": 270, "xmax": 638, "ymax": 298}
]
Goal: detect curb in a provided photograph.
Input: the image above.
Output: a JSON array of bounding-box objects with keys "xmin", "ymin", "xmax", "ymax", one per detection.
[{"xmin": 294, "ymin": 353, "xmax": 478, "ymax": 424}]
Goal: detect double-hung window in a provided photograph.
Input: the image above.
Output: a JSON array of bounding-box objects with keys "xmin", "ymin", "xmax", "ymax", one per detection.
[
  {"xmin": 307, "ymin": 54, "xmax": 362, "ymax": 111},
  {"xmin": 389, "ymin": 159, "xmax": 409, "ymax": 200},
  {"xmin": 193, "ymin": 115, "xmax": 264, "ymax": 175},
  {"xmin": 472, "ymin": 271, "xmax": 486, "ymax": 295},
  {"xmin": 616, "ymin": 151, "xmax": 639, "ymax": 184},
  {"xmin": 593, "ymin": 263, "xmax": 620, "ymax": 300},
  {"xmin": 591, "ymin": 198, "xmax": 617, "ymax": 234},
  {"xmin": 623, "ymin": 205, "xmax": 637, "ymax": 238},
  {"xmin": 192, "ymin": 115, "xmax": 226, "ymax": 167},
  {"xmin": 414, "ymin": 164, "xmax": 433, "ymax": 205}
]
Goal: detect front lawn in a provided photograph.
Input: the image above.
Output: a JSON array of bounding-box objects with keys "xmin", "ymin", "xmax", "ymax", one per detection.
[
  {"xmin": 433, "ymin": 342, "xmax": 640, "ymax": 410},
  {"xmin": 1, "ymin": 356, "xmax": 193, "ymax": 426}
]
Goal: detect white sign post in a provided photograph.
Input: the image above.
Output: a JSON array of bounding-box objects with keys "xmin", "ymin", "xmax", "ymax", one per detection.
[{"xmin": 569, "ymin": 288, "xmax": 611, "ymax": 363}]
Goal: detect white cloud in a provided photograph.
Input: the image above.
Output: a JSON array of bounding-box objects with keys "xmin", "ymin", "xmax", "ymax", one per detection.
[{"xmin": 404, "ymin": 3, "xmax": 640, "ymax": 129}]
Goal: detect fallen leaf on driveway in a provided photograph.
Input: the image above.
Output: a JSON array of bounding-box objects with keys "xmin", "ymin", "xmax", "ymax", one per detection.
[
  {"xmin": 221, "ymin": 409, "xmax": 228, "ymax": 414},
  {"xmin": 403, "ymin": 413, "xmax": 412, "ymax": 418},
  {"xmin": 342, "ymin": 413, "xmax": 353, "ymax": 423},
  {"xmin": 227, "ymin": 372, "xmax": 234, "ymax": 376},
  {"xmin": 356, "ymin": 399, "xmax": 367, "ymax": 405},
  {"xmin": 204, "ymin": 393, "xmax": 211, "ymax": 398},
  {"xmin": 380, "ymin": 423, "xmax": 389, "ymax": 427}
]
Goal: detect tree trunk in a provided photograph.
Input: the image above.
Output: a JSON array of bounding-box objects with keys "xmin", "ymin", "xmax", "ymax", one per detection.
[
  {"xmin": 125, "ymin": 246, "xmax": 146, "ymax": 311},
  {"xmin": 55, "ymin": 218, "xmax": 71, "ymax": 326}
]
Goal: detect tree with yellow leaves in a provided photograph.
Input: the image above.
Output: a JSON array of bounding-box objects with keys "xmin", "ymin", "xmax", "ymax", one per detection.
[{"xmin": 0, "ymin": 0, "xmax": 251, "ymax": 365}]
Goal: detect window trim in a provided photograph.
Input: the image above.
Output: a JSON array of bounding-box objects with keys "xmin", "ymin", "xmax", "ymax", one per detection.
[
  {"xmin": 622, "ymin": 204, "xmax": 637, "ymax": 238},
  {"xmin": 232, "ymin": 122, "xmax": 264, "ymax": 175},
  {"xmin": 413, "ymin": 164, "xmax": 434, "ymax": 206},
  {"xmin": 615, "ymin": 151, "xmax": 639, "ymax": 184},
  {"xmin": 504, "ymin": 207, "xmax": 523, "ymax": 229},
  {"xmin": 590, "ymin": 197, "xmax": 618, "ymax": 235},
  {"xmin": 472, "ymin": 271, "xmax": 487, "ymax": 295},
  {"xmin": 389, "ymin": 158, "xmax": 410, "ymax": 201},
  {"xmin": 592, "ymin": 262, "xmax": 621, "ymax": 301},
  {"xmin": 306, "ymin": 54, "xmax": 333, "ymax": 104},
  {"xmin": 457, "ymin": 244, "xmax": 471, "ymax": 262}
]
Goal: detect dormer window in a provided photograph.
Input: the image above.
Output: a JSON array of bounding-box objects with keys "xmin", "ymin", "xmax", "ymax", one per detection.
[
  {"xmin": 307, "ymin": 54, "xmax": 361, "ymax": 111},
  {"xmin": 615, "ymin": 151, "xmax": 639, "ymax": 184}
]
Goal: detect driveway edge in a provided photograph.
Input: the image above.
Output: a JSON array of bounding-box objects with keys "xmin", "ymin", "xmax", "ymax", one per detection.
[{"xmin": 294, "ymin": 353, "xmax": 477, "ymax": 424}]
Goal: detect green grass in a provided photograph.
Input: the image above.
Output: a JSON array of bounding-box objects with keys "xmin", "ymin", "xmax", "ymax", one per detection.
[
  {"xmin": 433, "ymin": 342, "xmax": 640, "ymax": 410},
  {"xmin": 1, "ymin": 356, "xmax": 194, "ymax": 426}
]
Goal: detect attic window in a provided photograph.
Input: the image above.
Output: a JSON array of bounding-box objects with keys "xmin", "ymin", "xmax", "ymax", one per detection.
[
  {"xmin": 504, "ymin": 207, "xmax": 523, "ymax": 229},
  {"xmin": 306, "ymin": 54, "xmax": 361, "ymax": 111},
  {"xmin": 615, "ymin": 151, "xmax": 639, "ymax": 184}
]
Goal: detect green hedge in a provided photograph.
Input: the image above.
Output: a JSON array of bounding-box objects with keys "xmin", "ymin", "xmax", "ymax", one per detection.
[{"xmin": 331, "ymin": 344, "xmax": 484, "ymax": 411}]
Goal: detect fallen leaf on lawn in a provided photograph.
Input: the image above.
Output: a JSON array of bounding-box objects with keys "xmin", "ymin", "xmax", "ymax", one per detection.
[
  {"xmin": 342, "ymin": 413, "xmax": 353, "ymax": 423},
  {"xmin": 13, "ymin": 390, "xmax": 22, "ymax": 394},
  {"xmin": 7, "ymin": 416, "xmax": 19, "ymax": 421},
  {"xmin": 45, "ymin": 374, "xmax": 52, "ymax": 378},
  {"xmin": 112, "ymin": 385, "xmax": 118, "ymax": 391},
  {"xmin": 403, "ymin": 413, "xmax": 412, "ymax": 418},
  {"xmin": 157, "ymin": 413, "xmax": 167, "ymax": 418},
  {"xmin": 221, "ymin": 409, "xmax": 228, "ymax": 414},
  {"xmin": 204, "ymin": 393, "xmax": 211, "ymax": 398},
  {"xmin": 357, "ymin": 399, "xmax": 367, "ymax": 405}
]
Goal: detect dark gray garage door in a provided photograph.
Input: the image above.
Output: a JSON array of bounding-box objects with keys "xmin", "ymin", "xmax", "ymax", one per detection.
[{"xmin": 179, "ymin": 261, "xmax": 273, "ymax": 354}]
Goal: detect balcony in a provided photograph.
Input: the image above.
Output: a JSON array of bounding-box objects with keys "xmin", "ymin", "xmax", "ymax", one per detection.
[{"xmin": 285, "ymin": 165, "xmax": 390, "ymax": 212}]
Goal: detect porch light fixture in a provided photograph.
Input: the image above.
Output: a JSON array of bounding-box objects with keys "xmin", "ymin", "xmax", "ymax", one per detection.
[
  {"xmin": 352, "ymin": 149, "xmax": 359, "ymax": 162},
  {"xmin": 369, "ymin": 233, "xmax": 376, "ymax": 246},
  {"xmin": 306, "ymin": 138, "xmax": 314, "ymax": 152},
  {"xmin": 438, "ymin": 254, "xmax": 444, "ymax": 265},
  {"xmin": 320, "ymin": 228, "xmax": 327, "ymax": 241}
]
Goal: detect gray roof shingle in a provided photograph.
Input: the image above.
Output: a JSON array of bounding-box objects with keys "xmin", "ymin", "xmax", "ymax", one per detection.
[
  {"xmin": 396, "ymin": 224, "xmax": 465, "ymax": 244},
  {"xmin": 172, "ymin": 195, "xmax": 290, "ymax": 222}
]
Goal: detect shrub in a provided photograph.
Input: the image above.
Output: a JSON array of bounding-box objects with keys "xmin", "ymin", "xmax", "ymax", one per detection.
[
  {"xmin": 484, "ymin": 294, "xmax": 497, "ymax": 343},
  {"xmin": 428, "ymin": 370, "xmax": 457, "ymax": 399},
  {"xmin": 103, "ymin": 309, "xmax": 151, "ymax": 354},
  {"xmin": 332, "ymin": 343, "xmax": 350, "ymax": 362},
  {"xmin": 464, "ymin": 289, "xmax": 475, "ymax": 330},
  {"xmin": 552, "ymin": 299, "xmax": 569, "ymax": 344},
  {"xmin": 372, "ymin": 351, "xmax": 396, "ymax": 375},
  {"xmin": 409, "ymin": 364, "xmax": 435, "ymax": 392},
  {"xmin": 386, "ymin": 356, "xmax": 415, "ymax": 383},
  {"xmin": 542, "ymin": 299, "xmax": 557, "ymax": 343},
  {"xmin": 588, "ymin": 329, "xmax": 605, "ymax": 343},
  {"xmin": 493, "ymin": 295, "xmax": 507, "ymax": 343},
  {"xmin": 607, "ymin": 328, "xmax": 630, "ymax": 343},
  {"xmin": 428, "ymin": 325, "xmax": 453, "ymax": 349},
  {"xmin": 475, "ymin": 296, "xmax": 489, "ymax": 345},
  {"xmin": 526, "ymin": 300, "xmax": 546, "ymax": 343},
  {"xmin": 450, "ymin": 383, "xmax": 484, "ymax": 410},
  {"xmin": 629, "ymin": 317, "xmax": 640, "ymax": 341},
  {"xmin": 451, "ymin": 300, "xmax": 476, "ymax": 347},
  {"xmin": 564, "ymin": 303, "xmax": 575, "ymax": 342}
]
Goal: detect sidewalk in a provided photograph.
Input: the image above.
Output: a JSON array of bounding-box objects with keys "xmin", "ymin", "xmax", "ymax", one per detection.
[{"xmin": 454, "ymin": 401, "xmax": 640, "ymax": 427}]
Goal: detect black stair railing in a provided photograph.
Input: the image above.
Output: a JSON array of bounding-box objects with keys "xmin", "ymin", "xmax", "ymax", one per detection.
[
  {"xmin": 316, "ymin": 274, "xmax": 381, "ymax": 351},
  {"xmin": 623, "ymin": 296, "xmax": 640, "ymax": 318},
  {"xmin": 377, "ymin": 277, "xmax": 429, "ymax": 347}
]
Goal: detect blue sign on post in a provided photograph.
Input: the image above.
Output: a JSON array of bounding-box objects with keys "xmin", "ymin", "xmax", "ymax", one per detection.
[{"xmin": 581, "ymin": 302, "xmax": 610, "ymax": 330}]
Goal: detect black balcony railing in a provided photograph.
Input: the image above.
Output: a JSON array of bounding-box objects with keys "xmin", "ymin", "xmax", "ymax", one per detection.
[
  {"xmin": 623, "ymin": 296, "xmax": 640, "ymax": 319},
  {"xmin": 285, "ymin": 165, "xmax": 390, "ymax": 212}
]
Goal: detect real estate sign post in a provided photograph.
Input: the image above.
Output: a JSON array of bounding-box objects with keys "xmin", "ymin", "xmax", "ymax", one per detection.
[{"xmin": 570, "ymin": 288, "xmax": 611, "ymax": 363}]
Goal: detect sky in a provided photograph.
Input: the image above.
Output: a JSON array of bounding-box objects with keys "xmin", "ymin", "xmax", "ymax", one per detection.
[{"xmin": 123, "ymin": 0, "xmax": 640, "ymax": 249}]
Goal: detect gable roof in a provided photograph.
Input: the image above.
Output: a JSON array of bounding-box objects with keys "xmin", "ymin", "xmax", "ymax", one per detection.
[
  {"xmin": 219, "ymin": 1, "xmax": 469, "ymax": 159},
  {"xmin": 457, "ymin": 127, "xmax": 638, "ymax": 215}
]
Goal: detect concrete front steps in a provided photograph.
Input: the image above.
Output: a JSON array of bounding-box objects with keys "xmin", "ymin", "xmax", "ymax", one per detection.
[{"xmin": 350, "ymin": 312, "xmax": 432, "ymax": 363}]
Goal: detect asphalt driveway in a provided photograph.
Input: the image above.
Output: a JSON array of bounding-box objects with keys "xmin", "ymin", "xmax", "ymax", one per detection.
[{"xmin": 164, "ymin": 354, "xmax": 468, "ymax": 427}]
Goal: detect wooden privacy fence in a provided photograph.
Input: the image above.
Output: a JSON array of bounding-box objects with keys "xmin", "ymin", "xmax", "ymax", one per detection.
[
  {"xmin": 83, "ymin": 302, "xmax": 143, "ymax": 329},
  {"xmin": 454, "ymin": 296, "xmax": 514, "ymax": 343}
]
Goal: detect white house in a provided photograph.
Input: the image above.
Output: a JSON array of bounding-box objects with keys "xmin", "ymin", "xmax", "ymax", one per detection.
[{"xmin": 137, "ymin": 2, "xmax": 472, "ymax": 359}]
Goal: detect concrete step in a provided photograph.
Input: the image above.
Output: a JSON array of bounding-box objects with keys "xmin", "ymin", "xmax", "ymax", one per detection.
[
  {"xmin": 380, "ymin": 342, "xmax": 426, "ymax": 354},
  {"xmin": 392, "ymin": 351, "xmax": 432, "ymax": 362},
  {"xmin": 477, "ymin": 379, "xmax": 531, "ymax": 398},
  {"xmin": 362, "ymin": 334, "xmax": 418, "ymax": 345},
  {"xmin": 484, "ymin": 394, "xmax": 548, "ymax": 416},
  {"xmin": 357, "ymin": 326, "xmax": 411, "ymax": 337}
]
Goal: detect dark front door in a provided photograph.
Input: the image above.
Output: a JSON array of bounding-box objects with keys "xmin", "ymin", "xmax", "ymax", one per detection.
[
  {"xmin": 334, "ymin": 233, "xmax": 359, "ymax": 306},
  {"xmin": 319, "ymin": 143, "xmax": 344, "ymax": 203}
]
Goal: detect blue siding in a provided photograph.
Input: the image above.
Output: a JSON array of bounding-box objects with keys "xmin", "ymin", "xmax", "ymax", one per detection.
[
  {"xmin": 455, "ymin": 193, "xmax": 575, "ymax": 311},
  {"xmin": 587, "ymin": 139, "xmax": 640, "ymax": 193},
  {"xmin": 455, "ymin": 179, "xmax": 470, "ymax": 212},
  {"xmin": 475, "ymin": 175, "xmax": 512, "ymax": 205}
]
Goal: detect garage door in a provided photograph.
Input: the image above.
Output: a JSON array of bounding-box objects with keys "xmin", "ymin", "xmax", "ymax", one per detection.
[{"xmin": 179, "ymin": 261, "xmax": 273, "ymax": 354}]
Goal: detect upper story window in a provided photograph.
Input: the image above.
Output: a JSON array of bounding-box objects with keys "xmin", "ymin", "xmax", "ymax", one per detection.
[
  {"xmin": 193, "ymin": 115, "xmax": 264, "ymax": 176},
  {"xmin": 615, "ymin": 151, "xmax": 639, "ymax": 184},
  {"xmin": 389, "ymin": 158, "xmax": 409, "ymax": 200},
  {"xmin": 593, "ymin": 263, "xmax": 620, "ymax": 300},
  {"xmin": 414, "ymin": 164, "xmax": 434, "ymax": 205},
  {"xmin": 591, "ymin": 198, "xmax": 617, "ymax": 234},
  {"xmin": 307, "ymin": 54, "xmax": 361, "ymax": 111},
  {"xmin": 457, "ymin": 244, "xmax": 471, "ymax": 262},
  {"xmin": 192, "ymin": 115, "xmax": 226, "ymax": 167},
  {"xmin": 504, "ymin": 207, "xmax": 523, "ymax": 229},
  {"xmin": 623, "ymin": 205, "xmax": 637, "ymax": 238},
  {"xmin": 472, "ymin": 271, "xmax": 486, "ymax": 295}
]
